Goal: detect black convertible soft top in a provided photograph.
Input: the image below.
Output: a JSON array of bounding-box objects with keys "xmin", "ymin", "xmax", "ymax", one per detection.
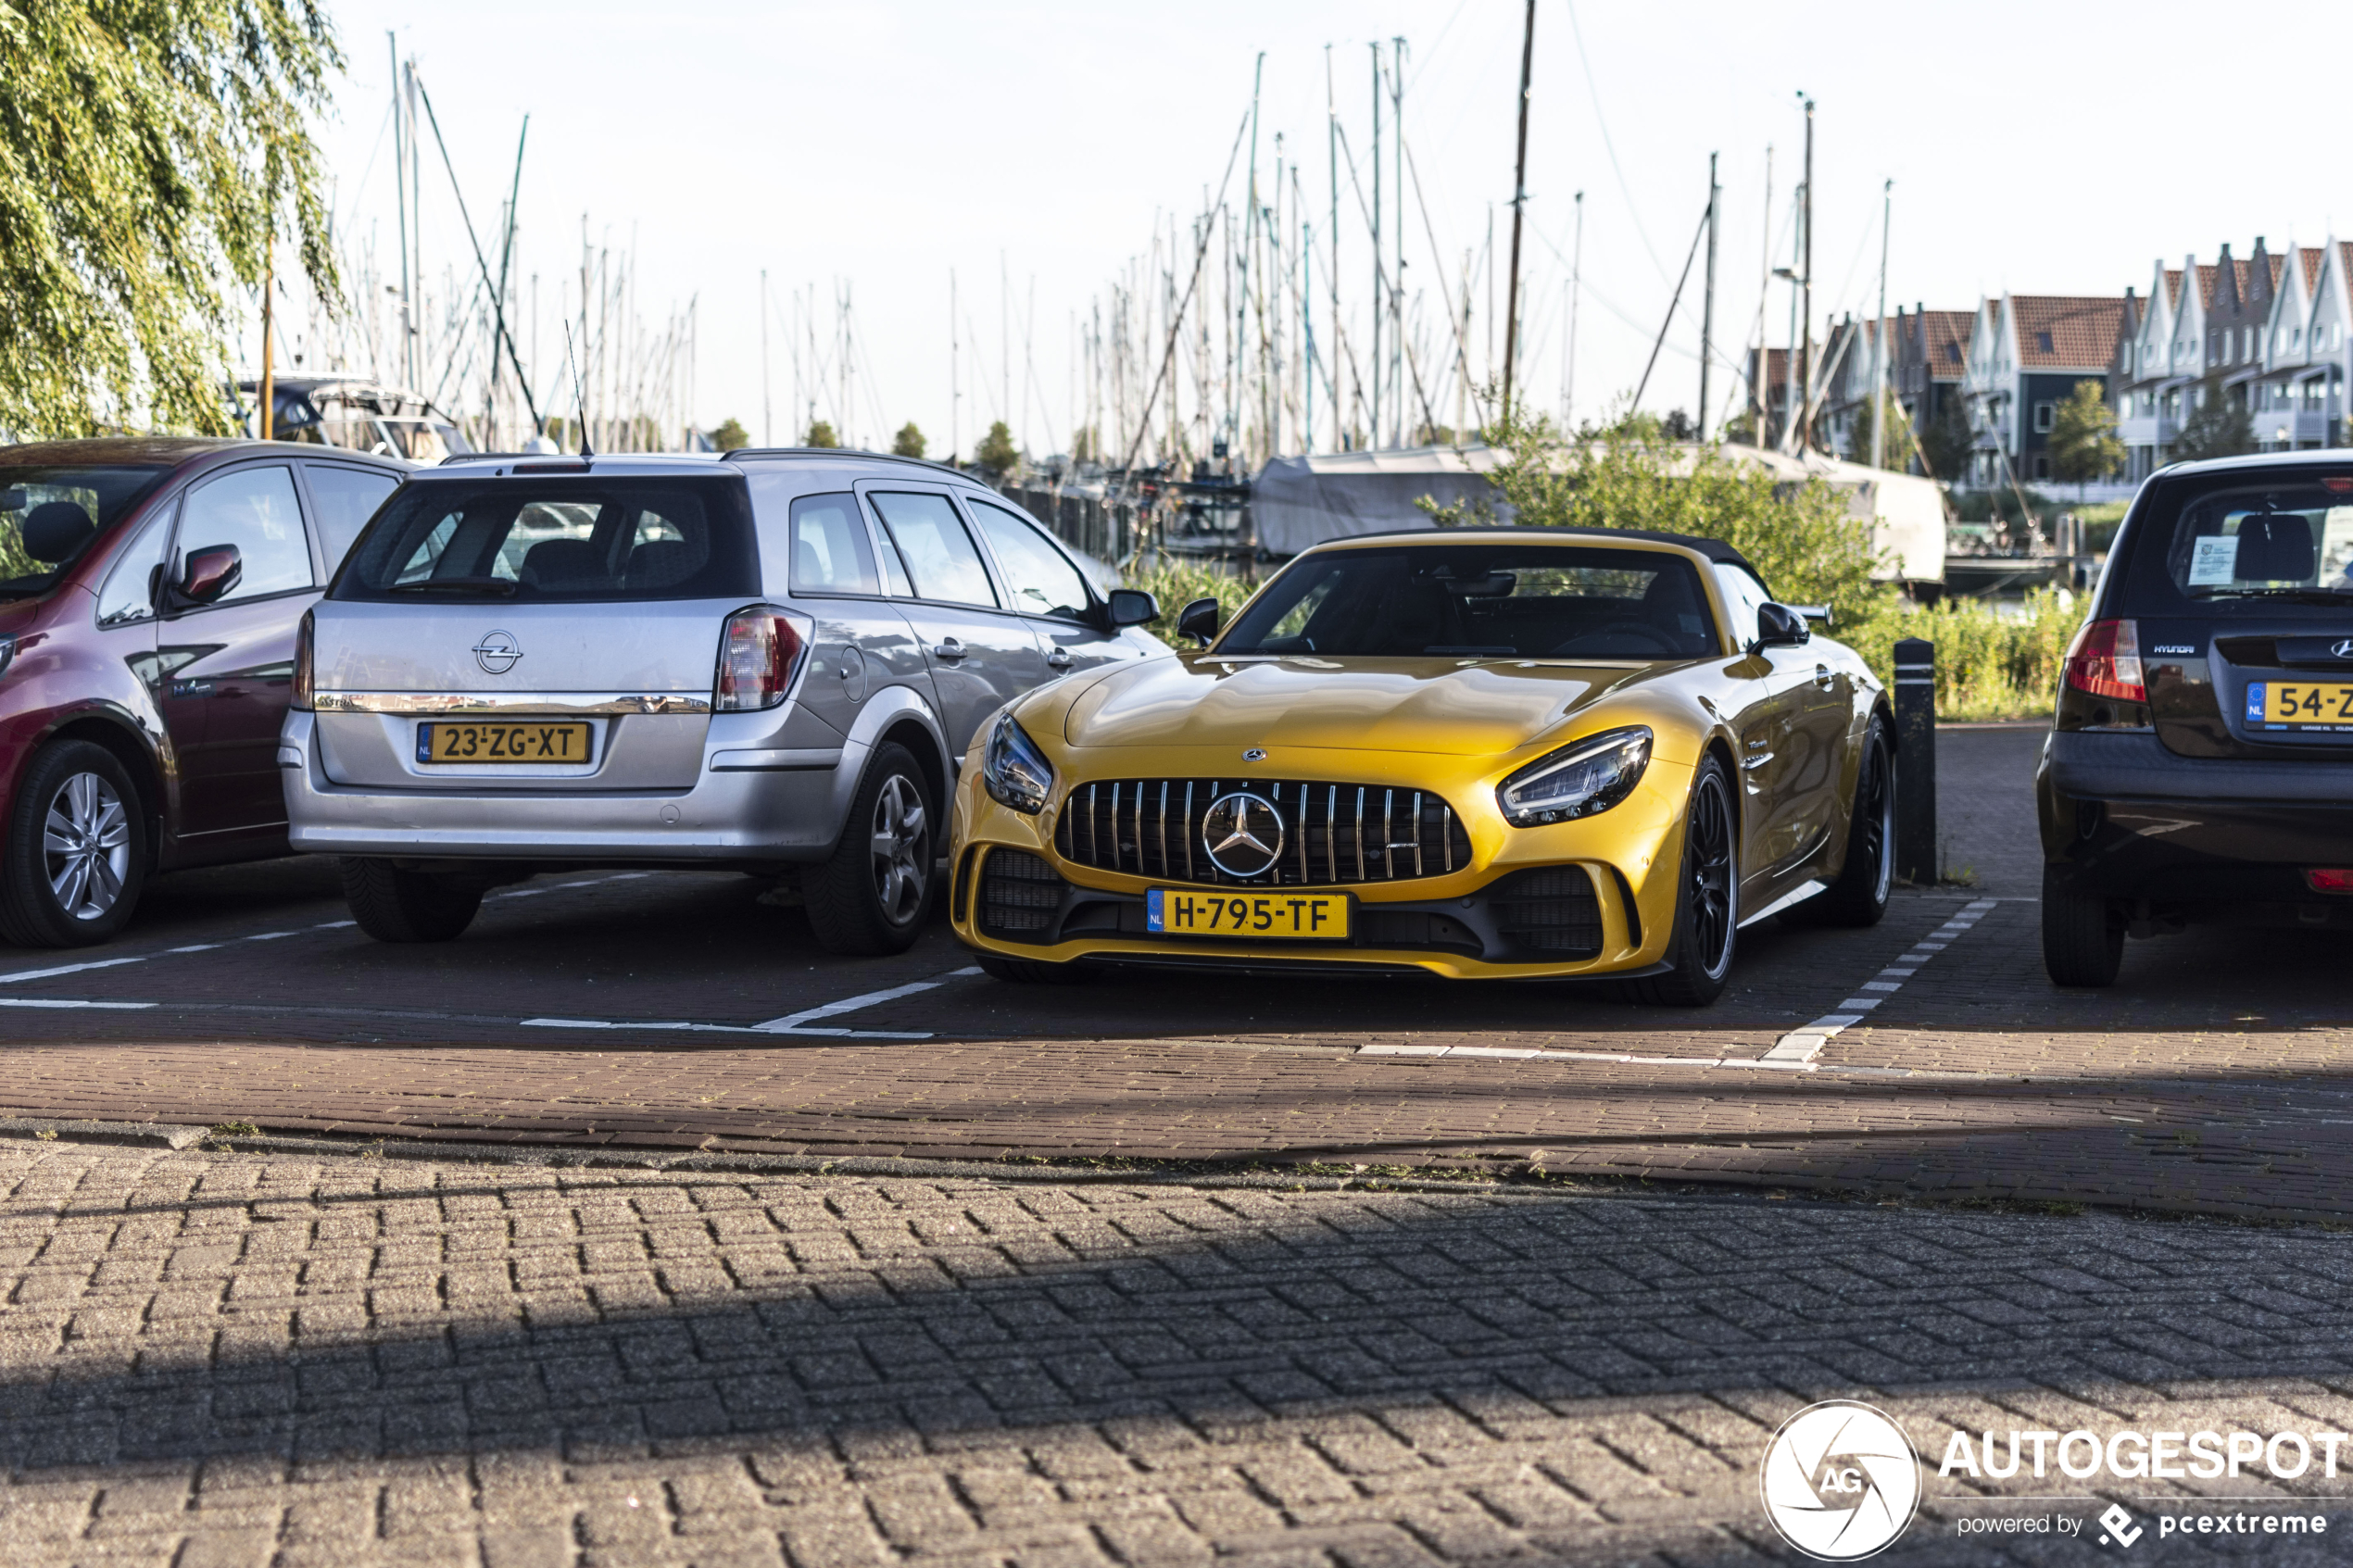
[{"xmin": 1321, "ymin": 524, "xmax": 1758, "ymax": 575}]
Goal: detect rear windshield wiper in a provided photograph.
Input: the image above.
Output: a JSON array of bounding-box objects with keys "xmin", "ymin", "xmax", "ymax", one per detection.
[
  {"xmin": 2205, "ymin": 587, "xmax": 2353, "ymax": 606},
  {"xmin": 384, "ymin": 575, "xmax": 520, "ymax": 596}
]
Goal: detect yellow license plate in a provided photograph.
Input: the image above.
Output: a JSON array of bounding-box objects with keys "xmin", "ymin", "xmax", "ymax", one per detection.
[
  {"xmin": 416, "ymin": 720, "xmax": 595, "ymax": 764},
  {"xmin": 1146, "ymin": 888, "xmax": 1352, "ymax": 939},
  {"xmin": 2249, "ymin": 682, "xmax": 2353, "ymax": 731}
]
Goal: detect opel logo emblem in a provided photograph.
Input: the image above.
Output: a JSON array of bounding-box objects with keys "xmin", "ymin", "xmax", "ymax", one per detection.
[
  {"xmin": 1202, "ymin": 791, "xmax": 1285, "ymax": 879},
  {"xmin": 472, "ymin": 629, "xmax": 523, "ymax": 675},
  {"xmin": 2334, "ymin": 638, "xmax": 2353, "ymax": 659}
]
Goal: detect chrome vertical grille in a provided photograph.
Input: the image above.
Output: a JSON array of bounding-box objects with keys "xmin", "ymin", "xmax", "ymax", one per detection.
[{"xmin": 1052, "ymin": 778, "xmax": 1471, "ymax": 887}]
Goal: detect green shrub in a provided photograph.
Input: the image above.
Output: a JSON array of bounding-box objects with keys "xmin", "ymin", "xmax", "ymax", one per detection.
[
  {"xmin": 1122, "ymin": 557, "xmax": 1259, "ymax": 645},
  {"xmin": 1842, "ymin": 590, "xmax": 2080, "ymax": 721}
]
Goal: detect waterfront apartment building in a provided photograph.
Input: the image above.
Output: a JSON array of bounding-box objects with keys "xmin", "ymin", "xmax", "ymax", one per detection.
[
  {"xmin": 1959, "ymin": 294, "xmax": 2124, "ymax": 488},
  {"xmin": 2113, "ymin": 237, "xmax": 2352, "ymax": 481}
]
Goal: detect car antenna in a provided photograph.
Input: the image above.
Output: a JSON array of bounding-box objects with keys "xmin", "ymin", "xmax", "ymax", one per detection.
[{"xmin": 561, "ymin": 323, "xmax": 595, "ymax": 458}]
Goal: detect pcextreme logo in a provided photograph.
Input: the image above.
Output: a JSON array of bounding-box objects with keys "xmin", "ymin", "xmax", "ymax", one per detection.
[{"xmin": 1760, "ymin": 1400, "xmax": 1923, "ymax": 1561}]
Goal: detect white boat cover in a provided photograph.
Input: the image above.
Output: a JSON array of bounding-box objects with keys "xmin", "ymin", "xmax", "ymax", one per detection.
[{"xmin": 1251, "ymin": 443, "xmax": 1946, "ymax": 582}]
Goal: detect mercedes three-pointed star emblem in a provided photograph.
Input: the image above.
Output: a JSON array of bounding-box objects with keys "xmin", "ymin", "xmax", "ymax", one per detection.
[{"xmin": 1202, "ymin": 791, "xmax": 1285, "ymax": 879}]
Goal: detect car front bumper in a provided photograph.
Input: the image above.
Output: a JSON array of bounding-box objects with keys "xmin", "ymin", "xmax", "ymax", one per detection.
[
  {"xmin": 947, "ymin": 749, "xmax": 1694, "ymax": 981},
  {"xmin": 280, "ymin": 709, "xmax": 864, "ymax": 863},
  {"xmin": 2039, "ymin": 729, "xmax": 2353, "ymax": 915}
]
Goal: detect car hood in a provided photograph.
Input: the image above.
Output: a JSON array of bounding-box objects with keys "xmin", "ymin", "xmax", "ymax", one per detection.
[{"xmin": 1052, "ymin": 653, "xmax": 1667, "ymax": 758}]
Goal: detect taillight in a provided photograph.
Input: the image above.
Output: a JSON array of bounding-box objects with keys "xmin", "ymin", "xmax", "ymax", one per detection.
[
  {"xmin": 2309, "ymin": 869, "xmax": 2353, "ymax": 895},
  {"xmin": 2061, "ymin": 618, "xmax": 2144, "ymax": 703},
  {"xmin": 292, "ymin": 608, "xmax": 315, "ymax": 710},
  {"xmin": 715, "ymin": 606, "xmax": 811, "ymax": 711}
]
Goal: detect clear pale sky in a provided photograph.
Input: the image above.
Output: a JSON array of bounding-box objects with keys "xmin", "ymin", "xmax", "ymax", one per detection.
[{"xmin": 305, "ymin": 0, "xmax": 2351, "ymax": 458}]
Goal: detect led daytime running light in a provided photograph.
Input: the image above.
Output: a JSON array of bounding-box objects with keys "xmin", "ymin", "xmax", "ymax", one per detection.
[
  {"xmin": 982, "ymin": 713, "xmax": 1054, "ymax": 815},
  {"xmin": 1497, "ymin": 726, "xmax": 1653, "ymax": 827}
]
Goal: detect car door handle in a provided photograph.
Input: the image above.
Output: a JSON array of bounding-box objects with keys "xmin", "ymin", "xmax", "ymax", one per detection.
[
  {"xmin": 1046, "ymin": 648, "xmax": 1074, "ymax": 669},
  {"xmin": 1814, "ymin": 663, "xmax": 1834, "ymax": 688},
  {"xmin": 931, "ymin": 639, "xmax": 967, "ymax": 661}
]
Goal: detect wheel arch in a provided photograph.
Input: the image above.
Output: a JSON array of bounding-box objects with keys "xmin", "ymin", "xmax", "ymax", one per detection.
[{"xmin": 35, "ymin": 708, "xmax": 168, "ymax": 872}]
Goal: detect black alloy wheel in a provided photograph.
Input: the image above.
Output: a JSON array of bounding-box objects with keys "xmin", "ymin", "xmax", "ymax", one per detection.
[
  {"xmin": 1629, "ymin": 756, "xmax": 1737, "ymax": 1007},
  {"xmin": 1795, "ymin": 717, "xmax": 1894, "ymax": 928},
  {"xmin": 2041, "ymin": 865, "xmax": 2123, "ymax": 987},
  {"xmin": 0, "ymin": 740, "xmax": 147, "ymax": 948},
  {"xmin": 806, "ymin": 742, "xmax": 935, "ymax": 957}
]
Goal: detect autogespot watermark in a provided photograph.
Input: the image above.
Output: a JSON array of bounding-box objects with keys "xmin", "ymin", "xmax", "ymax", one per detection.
[{"xmin": 1762, "ymin": 1404, "xmax": 2346, "ymax": 1557}]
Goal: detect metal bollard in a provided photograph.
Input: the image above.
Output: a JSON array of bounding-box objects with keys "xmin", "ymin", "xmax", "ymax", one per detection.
[{"xmin": 1892, "ymin": 636, "xmax": 1937, "ymax": 884}]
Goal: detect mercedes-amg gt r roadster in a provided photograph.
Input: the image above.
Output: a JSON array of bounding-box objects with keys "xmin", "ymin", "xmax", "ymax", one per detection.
[{"xmin": 948, "ymin": 527, "xmax": 1894, "ymax": 1005}]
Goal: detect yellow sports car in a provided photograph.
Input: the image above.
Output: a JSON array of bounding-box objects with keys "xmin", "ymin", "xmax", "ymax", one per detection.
[{"xmin": 947, "ymin": 527, "xmax": 1892, "ymax": 1005}]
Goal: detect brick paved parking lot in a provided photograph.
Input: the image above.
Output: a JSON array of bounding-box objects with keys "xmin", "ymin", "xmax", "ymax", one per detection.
[
  {"xmin": 9, "ymin": 1141, "xmax": 2353, "ymax": 1566},
  {"xmin": 4, "ymin": 724, "xmax": 2353, "ymax": 1562}
]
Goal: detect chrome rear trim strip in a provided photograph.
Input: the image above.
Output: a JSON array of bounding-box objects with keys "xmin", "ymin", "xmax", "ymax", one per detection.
[{"xmin": 315, "ymin": 691, "xmax": 713, "ymax": 716}]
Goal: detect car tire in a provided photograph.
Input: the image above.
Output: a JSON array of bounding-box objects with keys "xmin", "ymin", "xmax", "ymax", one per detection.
[
  {"xmin": 0, "ymin": 740, "xmax": 147, "ymax": 948},
  {"xmin": 805, "ymin": 742, "xmax": 934, "ymax": 957},
  {"xmin": 1794, "ymin": 715, "xmax": 1894, "ymax": 928},
  {"xmin": 1627, "ymin": 755, "xmax": 1739, "ymax": 1007},
  {"xmin": 973, "ymin": 954, "xmax": 1097, "ymax": 985},
  {"xmin": 340, "ymin": 857, "xmax": 484, "ymax": 943},
  {"xmin": 2041, "ymin": 865, "xmax": 2122, "ymax": 987}
]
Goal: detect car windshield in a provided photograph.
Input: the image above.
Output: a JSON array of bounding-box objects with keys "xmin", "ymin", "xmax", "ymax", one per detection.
[
  {"xmin": 1217, "ymin": 544, "xmax": 1721, "ymax": 659},
  {"xmin": 2158, "ymin": 480, "xmax": 2353, "ymax": 601},
  {"xmin": 333, "ymin": 477, "xmax": 759, "ymax": 603},
  {"xmin": 0, "ymin": 465, "xmax": 172, "ymax": 598}
]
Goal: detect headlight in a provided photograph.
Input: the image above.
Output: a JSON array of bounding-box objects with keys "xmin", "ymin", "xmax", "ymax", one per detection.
[
  {"xmin": 1496, "ymin": 726, "xmax": 1652, "ymax": 826},
  {"xmin": 981, "ymin": 713, "xmax": 1054, "ymax": 814}
]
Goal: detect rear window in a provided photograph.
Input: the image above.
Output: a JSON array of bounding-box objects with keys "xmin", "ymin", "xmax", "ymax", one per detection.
[
  {"xmin": 332, "ymin": 477, "xmax": 758, "ymax": 603},
  {"xmin": 2119, "ymin": 470, "xmax": 2353, "ymax": 615},
  {"xmin": 0, "ymin": 465, "xmax": 172, "ymax": 599},
  {"xmin": 1219, "ymin": 544, "xmax": 1719, "ymax": 659}
]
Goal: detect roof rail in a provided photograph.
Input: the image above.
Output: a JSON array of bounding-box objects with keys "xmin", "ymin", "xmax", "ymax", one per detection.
[{"xmin": 723, "ymin": 445, "xmax": 975, "ymax": 480}]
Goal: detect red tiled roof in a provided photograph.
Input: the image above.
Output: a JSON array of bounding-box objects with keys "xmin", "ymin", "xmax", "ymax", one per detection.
[
  {"xmin": 2301, "ymin": 246, "xmax": 2325, "ymax": 293},
  {"xmin": 2266, "ymin": 252, "xmax": 2285, "ymax": 290},
  {"xmin": 1918, "ymin": 310, "xmax": 1971, "ymax": 380},
  {"xmin": 2196, "ymin": 263, "xmax": 2219, "ymax": 307},
  {"xmin": 2164, "ymin": 269, "xmax": 2183, "ymax": 307},
  {"xmin": 2009, "ymin": 295, "xmax": 2124, "ymax": 369}
]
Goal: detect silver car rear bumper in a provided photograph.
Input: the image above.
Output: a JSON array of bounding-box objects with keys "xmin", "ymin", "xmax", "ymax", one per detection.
[{"xmin": 279, "ymin": 709, "xmax": 865, "ymax": 863}]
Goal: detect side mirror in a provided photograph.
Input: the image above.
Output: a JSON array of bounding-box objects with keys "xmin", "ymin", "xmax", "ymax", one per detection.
[
  {"xmin": 175, "ymin": 544, "xmax": 243, "ymax": 608},
  {"xmin": 1106, "ymin": 588, "xmax": 1160, "ymax": 628},
  {"xmin": 1176, "ymin": 596, "xmax": 1221, "ymax": 647},
  {"xmin": 1750, "ymin": 601, "xmax": 1810, "ymax": 651}
]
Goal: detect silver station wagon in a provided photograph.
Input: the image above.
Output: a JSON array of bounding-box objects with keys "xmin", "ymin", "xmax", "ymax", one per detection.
[{"xmin": 281, "ymin": 449, "xmax": 1164, "ymax": 953}]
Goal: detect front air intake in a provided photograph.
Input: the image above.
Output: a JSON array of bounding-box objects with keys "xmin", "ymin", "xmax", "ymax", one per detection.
[
  {"xmin": 1487, "ymin": 866, "xmax": 1604, "ymax": 958},
  {"xmin": 978, "ymin": 848, "xmax": 1065, "ymax": 941}
]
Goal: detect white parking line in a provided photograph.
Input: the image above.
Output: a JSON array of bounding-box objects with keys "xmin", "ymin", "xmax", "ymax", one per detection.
[
  {"xmin": 1759, "ymin": 898, "xmax": 1999, "ymax": 1063},
  {"xmin": 516, "ymin": 965, "xmax": 987, "ymax": 1041},
  {"xmin": 0, "ymin": 873, "xmax": 650, "ymax": 991}
]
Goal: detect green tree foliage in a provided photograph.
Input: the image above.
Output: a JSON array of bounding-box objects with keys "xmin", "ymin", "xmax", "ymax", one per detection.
[
  {"xmin": 2173, "ymin": 376, "xmax": 2254, "ymax": 462},
  {"xmin": 1, "ymin": 0, "xmax": 342, "ymax": 436},
  {"xmin": 1916, "ymin": 394, "xmax": 1974, "ymax": 483},
  {"xmin": 974, "ymin": 420, "xmax": 1018, "ymax": 477},
  {"xmin": 2047, "ymin": 380, "xmax": 2123, "ymax": 490},
  {"xmin": 803, "ymin": 420, "xmax": 840, "ymax": 448},
  {"xmin": 1070, "ymin": 425, "xmax": 1098, "ymax": 463},
  {"xmin": 708, "ymin": 416, "xmax": 749, "ymax": 450},
  {"xmin": 1421, "ymin": 404, "xmax": 1890, "ymax": 621},
  {"xmin": 891, "ymin": 421, "xmax": 925, "ymax": 459},
  {"xmin": 1846, "ymin": 390, "xmax": 1919, "ymax": 472}
]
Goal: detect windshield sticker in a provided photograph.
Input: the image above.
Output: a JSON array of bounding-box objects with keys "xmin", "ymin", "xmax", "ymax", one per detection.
[{"xmin": 2188, "ymin": 535, "xmax": 2240, "ymax": 586}]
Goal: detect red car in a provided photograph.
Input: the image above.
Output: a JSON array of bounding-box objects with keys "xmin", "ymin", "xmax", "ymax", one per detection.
[{"xmin": 0, "ymin": 438, "xmax": 406, "ymax": 946}]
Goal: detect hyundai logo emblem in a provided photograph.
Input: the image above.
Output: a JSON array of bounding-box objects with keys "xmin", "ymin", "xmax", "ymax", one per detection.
[
  {"xmin": 2334, "ymin": 638, "xmax": 2353, "ymax": 660},
  {"xmin": 1202, "ymin": 791, "xmax": 1285, "ymax": 879},
  {"xmin": 472, "ymin": 630, "xmax": 523, "ymax": 675}
]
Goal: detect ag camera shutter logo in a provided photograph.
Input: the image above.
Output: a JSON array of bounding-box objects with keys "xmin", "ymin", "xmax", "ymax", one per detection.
[{"xmin": 1760, "ymin": 1400, "xmax": 1921, "ymax": 1560}]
